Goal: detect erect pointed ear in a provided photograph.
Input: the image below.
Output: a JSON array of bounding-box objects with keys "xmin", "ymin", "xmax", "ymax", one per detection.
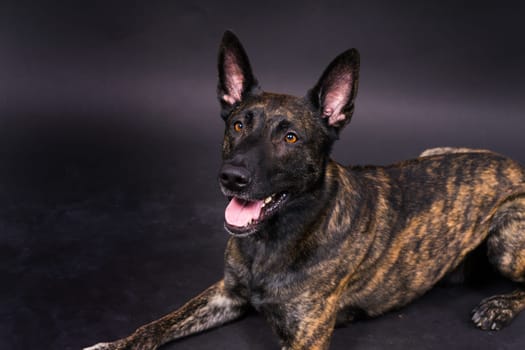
[
  {"xmin": 217, "ymin": 31, "xmax": 260, "ymax": 118},
  {"xmin": 307, "ymin": 48, "xmax": 360, "ymax": 130}
]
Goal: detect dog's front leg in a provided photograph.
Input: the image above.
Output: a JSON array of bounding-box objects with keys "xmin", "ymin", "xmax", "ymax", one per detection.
[
  {"xmin": 268, "ymin": 296, "xmax": 339, "ymax": 350},
  {"xmin": 281, "ymin": 315, "xmax": 337, "ymax": 350},
  {"xmin": 84, "ymin": 280, "xmax": 247, "ymax": 350}
]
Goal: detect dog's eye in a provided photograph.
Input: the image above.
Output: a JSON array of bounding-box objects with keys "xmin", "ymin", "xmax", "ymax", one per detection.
[
  {"xmin": 233, "ymin": 121, "xmax": 244, "ymax": 133},
  {"xmin": 285, "ymin": 132, "xmax": 298, "ymax": 144}
]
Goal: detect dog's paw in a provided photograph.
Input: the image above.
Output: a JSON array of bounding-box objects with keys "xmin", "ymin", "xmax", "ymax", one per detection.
[
  {"xmin": 83, "ymin": 342, "xmax": 115, "ymax": 350},
  {"xmin": 471, "ymin": 295, "xmax": 517, "ymax": 331},
  {"xmin": 83, "ymin": 336, "xmax": 158, "ymax": 350}
]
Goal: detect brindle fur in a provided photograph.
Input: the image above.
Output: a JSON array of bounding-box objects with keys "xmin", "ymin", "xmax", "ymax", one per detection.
[{"xmin": 85, "ymin": 32, "xmax": 525, "ymax": 350}]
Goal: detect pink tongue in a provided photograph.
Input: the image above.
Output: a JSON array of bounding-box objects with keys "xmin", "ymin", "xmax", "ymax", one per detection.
[{"xmin": 225, "ymin": 198, "xmax": 264, "ymax": 227}]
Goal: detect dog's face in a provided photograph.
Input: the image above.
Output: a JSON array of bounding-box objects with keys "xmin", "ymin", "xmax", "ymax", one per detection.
[{"xmin": 217, "ymin": 31, "xmax": 360, "ymax": 237}]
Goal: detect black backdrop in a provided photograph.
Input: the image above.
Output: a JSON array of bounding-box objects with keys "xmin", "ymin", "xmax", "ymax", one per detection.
[{"xmin": 2, "ymin": 1, "xmax": 525, "ymax": 349}]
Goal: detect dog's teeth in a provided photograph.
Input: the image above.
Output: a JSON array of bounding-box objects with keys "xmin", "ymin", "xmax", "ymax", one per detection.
[{"xmin": 264, "ymin": 196, "xmax": 273, "ymax": 204}]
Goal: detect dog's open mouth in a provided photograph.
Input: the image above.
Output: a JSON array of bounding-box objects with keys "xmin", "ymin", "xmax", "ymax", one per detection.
[{"xmin": 224, "ymin": 193, "xmax": 288, "ymax": 236}]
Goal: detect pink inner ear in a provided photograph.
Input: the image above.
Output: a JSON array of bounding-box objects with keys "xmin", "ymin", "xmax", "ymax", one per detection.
[
  {"xmin": 223, "ymin": 52, "xmax": 244, "ymax": 104},
  {"xmin": 322, "ymin": 72, "xmax": 353, "ymax": 126}
]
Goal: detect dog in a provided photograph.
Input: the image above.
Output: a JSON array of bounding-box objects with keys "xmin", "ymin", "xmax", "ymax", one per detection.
[{"xmin": 85, "ymin": 31, "xmax": 525, "ymax": 350}]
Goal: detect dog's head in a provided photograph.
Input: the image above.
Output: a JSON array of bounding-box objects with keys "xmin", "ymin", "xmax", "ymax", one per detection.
[{"xmin": 217, "ymin": 31, "xmax": 359, "ymax": 237}]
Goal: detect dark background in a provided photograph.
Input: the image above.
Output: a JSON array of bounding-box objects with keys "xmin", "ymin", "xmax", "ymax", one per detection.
[{"xmin": 2, "ymin": 1, "xmax": 525, "ymax": 349}]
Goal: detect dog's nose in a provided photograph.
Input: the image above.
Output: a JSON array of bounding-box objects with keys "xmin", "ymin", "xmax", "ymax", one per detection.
[{"xmin": 219, "ymin": 164, "xmax": 251, "ymax": 192}]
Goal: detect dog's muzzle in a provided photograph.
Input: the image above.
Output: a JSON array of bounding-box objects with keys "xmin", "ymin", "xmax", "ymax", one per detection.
[{"xmin": 219, "ymin": 164, "xmax": 252, "ymax": 193}]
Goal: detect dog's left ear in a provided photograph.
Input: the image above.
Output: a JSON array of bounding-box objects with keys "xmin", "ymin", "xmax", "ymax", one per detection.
[
  {"xmin": 307, "ymin": 48, "xmax": 360, "ymax": 130},
  {"xmin": 217, "ymin": 31, "xmax": 260, "ymax": 118}
]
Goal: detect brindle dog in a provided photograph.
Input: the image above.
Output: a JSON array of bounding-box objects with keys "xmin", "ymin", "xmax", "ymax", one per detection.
[{"xmin": 85, "ymin": 31, "xmax": 525, "ymax": 350}]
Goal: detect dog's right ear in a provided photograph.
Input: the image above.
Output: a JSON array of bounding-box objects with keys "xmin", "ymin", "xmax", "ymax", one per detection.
[{"xmin": 217, "ymin": 31, "xmax": 260, "ymax": 118}]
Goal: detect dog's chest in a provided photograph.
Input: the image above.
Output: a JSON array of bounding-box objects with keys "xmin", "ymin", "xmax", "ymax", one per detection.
[{"xmin": 226, "ymin": 238, "xmax": 310, "ymax": 309}]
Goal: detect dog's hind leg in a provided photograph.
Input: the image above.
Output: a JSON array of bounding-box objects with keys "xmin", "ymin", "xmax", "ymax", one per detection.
[{"xmin": 472, "ymin": 195, "xmax": 525, "ymax": 331}]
